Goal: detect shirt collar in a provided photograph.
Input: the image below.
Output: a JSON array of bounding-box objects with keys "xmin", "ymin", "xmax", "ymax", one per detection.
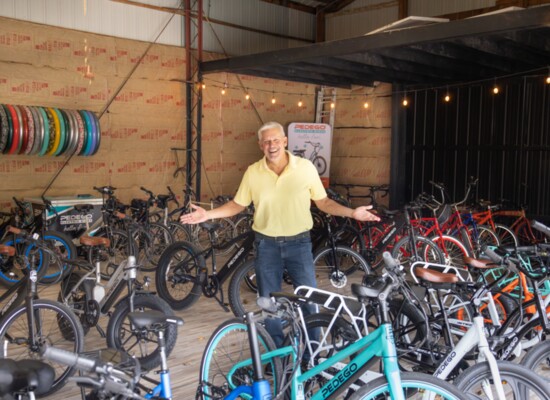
[{"xmin": 261, "ymin": 150, "xmax": 297, "ymax": 171}]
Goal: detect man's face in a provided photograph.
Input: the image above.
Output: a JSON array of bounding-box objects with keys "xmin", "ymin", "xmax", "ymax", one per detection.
[{"xmin": 259, "ymin": 128, "xmax": 287, "ymax": 163}]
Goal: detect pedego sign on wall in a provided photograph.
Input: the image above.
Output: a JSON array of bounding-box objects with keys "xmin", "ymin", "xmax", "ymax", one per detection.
[{"xmin": 288, "ymin": 122, "xmax": 332, "ymax": 187}]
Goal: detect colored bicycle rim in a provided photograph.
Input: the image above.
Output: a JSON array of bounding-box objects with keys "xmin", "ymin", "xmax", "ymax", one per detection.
[
  {"xmin": 46, "ymin": 107, "xmax": 61, "ymax": 156},
  {"xmin": 89, "ymin": 111, "xmax": 101, "ymax": 155},
  {"xmin": 6, "ymin": 104, "xmax": 21, "ymax": 154},
  {"xmin": 21, "ymin": 106, "xmax": 35, "ymax": 154},
  {"xmin": 53, "ymin": 108, "xmax": 67, "ymax": 156},
  {"xmin": 71, "ymin": 110, "xmax": 86, "ymax": 155},
  {"xmin": 79, "ymin": 110, "xmax": 94, "ymax": 156},
  {"xmin": 16, "ymin": 105, "xmax": 29, "ymax": 154}
]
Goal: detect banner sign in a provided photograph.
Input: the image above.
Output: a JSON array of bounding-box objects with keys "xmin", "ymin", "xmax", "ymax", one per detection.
[{"xmin": 288, "ymin": 123, "xmax": 332, "ymax": 187}]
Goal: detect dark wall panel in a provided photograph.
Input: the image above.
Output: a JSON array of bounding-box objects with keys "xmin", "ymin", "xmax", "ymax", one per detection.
[{"xmin": 403, "ymin": 75, "xmax": 550, "ymax": 220}]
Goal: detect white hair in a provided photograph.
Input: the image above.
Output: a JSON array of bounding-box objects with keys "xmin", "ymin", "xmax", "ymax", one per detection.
[{"xmin": 257, "ymin": 121, "xmax": 285, "ymax": 140}]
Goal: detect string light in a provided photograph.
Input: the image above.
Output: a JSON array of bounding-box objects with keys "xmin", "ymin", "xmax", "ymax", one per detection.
[
  {"xmin": 363, "ymin": 101, "xmax": 369, "ymax": 109},
  {"xmin": 221, "ymin": 82, "xmax": 227, "ymax": 95},
  {"xmin": 546, "ymin": 76, "xmax": 550, "ymax": 84},
  {"xmin": 298, "ymin": 99, "xmax": 303, "ymax": 107},
  {"xmin": 492, "ymin": 85, "xmax": 499, "ymax": 94},
  {"xmin": 402, "ymin": 96, "xmax": 409, "ymax": 107},
  {"xmin": 271, "ymin": 95, "xmax": 276, "ymax": 104},
  {"xmin": 444, "ymin": 94, "xmax": 451, "ymax": 102},
  {"xmin": 330, "ymin": 102, "xmax": 335, "ymax": 109},
  {"xmin": 201, "ymin": 82, "xmax": 206, "ymax": 89},
  {"xmin": 245, "ymin": 93, "xmax": 250, "ymax": 100}
]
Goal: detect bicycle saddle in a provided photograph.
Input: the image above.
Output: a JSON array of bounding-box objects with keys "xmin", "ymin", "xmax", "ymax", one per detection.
[
  {"xmin": 351, "ymin": 281, "xmax": 385, "ymax": 300},
  {"xmin": 199, "ymin": 222, "xmax": 222, "ymax": 232},
  {"xmin": 0, "ymin": 359, "xmax": 55, "ymax": 396},
  {"xmin": 127, "ymin": 310, "xmax": 184, "ymax": 329}
]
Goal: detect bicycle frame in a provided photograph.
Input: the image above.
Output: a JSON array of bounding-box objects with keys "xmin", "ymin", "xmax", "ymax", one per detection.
[{"xmin": 227, "ymin": 322, "xmax": 406, "ymax": 400}]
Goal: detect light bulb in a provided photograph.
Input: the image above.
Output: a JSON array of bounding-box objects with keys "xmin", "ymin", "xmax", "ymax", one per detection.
[
  {"xmin": 201, "ymin": 83, "xmax": 206, "ymax": 89},
  {"xmin": 444, "ymin": 94, "xmax": 451, "ymax": 102},
  {"xmin": 221, "ymin": 88, "xmax": 226, "ymax": 95},
  {"xmin": 493, "ymin": 86, "xmax": 499, "ymax": 94},
  {"xmin": 245, "ymin": 93, "xmax": 250, "ymax": 100},
  {"xmin": 402, "ymin": 98, "xmax": 408, "ymax": 106},
  {"xmin": 546, "ymin": 76, "xmax": 550, "ymax": 84},
  {"xmin": 271, "ymin": 97, "xmax": 276, "ymax": 104},
  {"xmin": 298, "ymin": 100, "xmax": 303, "ymax": 107},
  {"xmin": 363, "ymin": 102, "xmax": 369, "ymax": 109}
]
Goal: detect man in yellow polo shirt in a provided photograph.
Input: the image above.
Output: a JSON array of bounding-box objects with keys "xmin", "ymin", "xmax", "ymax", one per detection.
[{"xmin": 180, "ymin": 121, "xmax": 380, "ymax": 346}]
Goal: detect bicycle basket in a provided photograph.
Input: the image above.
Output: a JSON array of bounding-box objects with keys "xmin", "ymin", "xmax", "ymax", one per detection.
[{"xmin": 436, "ymin": 204, "xmax": 452, "ymax": 225}]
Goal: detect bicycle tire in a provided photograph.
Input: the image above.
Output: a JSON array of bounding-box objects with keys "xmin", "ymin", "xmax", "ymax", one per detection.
[
  {"xmin": 141, "ymin": 222, "xmax": 173, "ymax": 269},
  {"xmin": 430, "ymin": 234, "xmax": 472, "ymax": 266},
  {"xmin": 198, "ymin": 318, "xmax": 282, "ymax": 400},
  {"xmin": 228, "ymin": 259, "xmax": 294, "ymax": 318},
  {"xmin": 313, "ymin": 245, "xmax": 373, "ymax": 297},
  {"xmin": 349, "ymin": 371, "xmax": 467, "ymax": 400},
  {"xmin": 105, "ymin": 294, "xmax": 178, "ymax": 371},
  {"xmin": 155, "ymin": 240, "xmax": 206, "ymax": 310},
  {"xmin": 313, "ymin": 156, "xmax": 327, "ymax": 175},
  {"xmin": 520, "ymin": 340, "xmax": 550, "ymax": 381},
  {"xmin": 38, "ymin": 230, "xmax": 78, "ymax": 284},
  {"xmin": 169, "ymin": 221, "xmax": 193, "ymax": 242},
  {"xmin": 0, "ymin": 299, "xmax": 85, "ymax": 396},
  {"xmin": 470, "ymin": 225, "xmax": 500, "ymax": 256},
  {"xmin": 454, "ymin": 360, "xmax": 550, "ymax": 399},
  {"xmin": 390, "ymin": 236, "xmax": 445, "ymax": 272},
  {"xmin": 0, "ymin": 236, "xmax": 50, "ymax": 287},
  {"xmin": 494, "ymin": 224, "xmax": 519, "ymax": 248}
]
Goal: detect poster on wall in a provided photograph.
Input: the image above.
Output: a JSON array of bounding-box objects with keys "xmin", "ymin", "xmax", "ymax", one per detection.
[{"xmin": 288, "ymin": 122, "xmax": 332, "ymax": 187}]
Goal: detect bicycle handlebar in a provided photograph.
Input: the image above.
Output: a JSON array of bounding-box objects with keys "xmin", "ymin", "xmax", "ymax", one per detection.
[{"xmin": 532, "ymin": 220, "xmax": 550, "ymax": 238}]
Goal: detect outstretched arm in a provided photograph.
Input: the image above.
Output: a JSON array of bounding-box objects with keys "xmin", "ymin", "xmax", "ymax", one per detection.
[
  {"xmin": 314, "ymin": 197, "xmax": 380, "ymax": 222},
  {"xmin": 180, "ymin": 200, "xmax": 246, "ymax": 224}
]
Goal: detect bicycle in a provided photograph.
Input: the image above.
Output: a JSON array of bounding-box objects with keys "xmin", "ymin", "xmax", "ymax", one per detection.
[
  {"xmin": 228, "ymin": 211, "xmax": 372, "ymax": 318},
  {"xmin": 0, "ymin": 359, "xmax": 55, "ymax": 400},
  {"xmin": 155, "ymin": 222, "xmax": 255, "ymax": 311},
  {"xmin": 331, "ymin": 183, "xmax": 389, "ymax": 211},
  {"xmin": 292, "ymin": 141, "xmax": 327, "ymax": 175},
  {"xmin": 198, "ymin": 252, "xmax": 468, "ymax": 400},
  {"xmin": 0, "ymin": 197, "xmax": 77, "ymax": 287},
  {"xmin": 0, "ymin": 227, "xmax": 85, "ymax": 396},
  {"xmin": 42, "ymin": 310, "xmax": 184, "ymax": 400},
  {"xmin": 58, "ymin": 212, "xmax": 178, "ymax": 371}
]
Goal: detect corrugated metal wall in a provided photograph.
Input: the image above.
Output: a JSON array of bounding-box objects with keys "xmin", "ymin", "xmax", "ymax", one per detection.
[
  {"xmin": 0, "ymin": 0, "xmax": 314, "ymax": 55},
  {"xmin": 403, "ymin": 76, "xmax": 550, "ymax": 220}
]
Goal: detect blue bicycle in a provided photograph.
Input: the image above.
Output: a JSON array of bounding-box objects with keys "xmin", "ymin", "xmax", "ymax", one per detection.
[
  {"xmin": 42, "ymin": 310, "xmax": 183, "ymax": 399},
  {"xmin": 198, "ymin": 252, "xmax": 468, "ymax": 400}
]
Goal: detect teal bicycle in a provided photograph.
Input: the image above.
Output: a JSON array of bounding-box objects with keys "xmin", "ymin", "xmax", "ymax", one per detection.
[{"xmin": 198, "ymin": 252, "xmax": 467, "ymax": 400}]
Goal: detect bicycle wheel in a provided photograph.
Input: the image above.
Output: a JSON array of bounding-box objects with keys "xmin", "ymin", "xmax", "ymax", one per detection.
[
  {"xmin": 390, "ymin": 236, "xmax": 445, "ymax": 272},
  {"xmin": 155, "ymin": 240, "xmax": 206, "ymax": 310},
  {"xmin": 520, "ymin": 340, "xmax": 550, "ymax": 381},
  {"xmin": 430, "ymin": 234, "xmax": 472, "ymax": 266},
  {"xmin": 470, "ymin": 225, "xmax": 500, "ymax": 255},
  {"xmin": 454, "ymin": 360, "xmax": 550, "ymax": 399},
  {"xmin": 106, "ymin": 294, "xmax": 178, "ymax": 371},
  {"xmin": 313, "ymin": 246, "xmax": 373, "ymax": 297},
  {"xmin": 494, "ymin": 224, "xmax": 519, "ymax": 248},
  {"xmin": 313, "ymin": 156, "xmax": 327, "ymax": 175},
  {"xmin": 198, "ymin": 318, "xmax": 282, "ymax": 400},
  {"xmin": 0, "ymin": 299, "xmax": 85, "ymax": 396},
  {"xmin": 37, "ymin": 230, "xmax": 77, "ymax": 284},
  {"xmin": 142, "ymin": 222, "xmax": 173, "ymax": 269},
  {"xmin": 0, "ymin": 236, "xmax": 50, "ymax": 287},
  {"xmin": 169, "ymin": 221, "xmax": 193, "ymax": 242},
  {"xmin": 89, "ymin": 228, "xmax": 129, "ymax": 279},
  {"xmin": 349, "ymin": 372, "xmax": 467, "ymax": 399},
  {"xmin": 228, "ymin": 259, "xmax": 294, "ymax": 318}
]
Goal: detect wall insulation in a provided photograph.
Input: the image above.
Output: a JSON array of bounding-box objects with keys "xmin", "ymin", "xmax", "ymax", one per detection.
[{"xmin": 0, "ymin": 16, "xmax": 391, "ymax": 210}]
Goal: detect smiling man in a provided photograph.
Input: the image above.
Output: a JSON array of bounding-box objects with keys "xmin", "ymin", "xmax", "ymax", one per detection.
[{"xmin": 180, "ymin": 121, "xmax": 379, "ymax": 346}]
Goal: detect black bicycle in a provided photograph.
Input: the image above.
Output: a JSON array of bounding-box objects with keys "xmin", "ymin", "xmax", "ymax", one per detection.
[
  {"xmin": 0, "ymin": 227, "xmax": 85, "ymax": 396},
  {"xmin": 155, "ymin": 222, "xmax": 255, "ymax": 312}
]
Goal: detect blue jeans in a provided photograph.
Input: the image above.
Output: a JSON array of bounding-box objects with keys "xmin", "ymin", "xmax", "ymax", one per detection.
[{"xmin": 255, "ymin": 233, "xmax": 318, "ymax": 349}]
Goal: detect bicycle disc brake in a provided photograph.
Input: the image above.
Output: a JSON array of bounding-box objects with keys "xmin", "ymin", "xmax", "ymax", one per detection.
[{"xmin": 330, "ymin": 270, "xmax": 347, "ymax": 288}]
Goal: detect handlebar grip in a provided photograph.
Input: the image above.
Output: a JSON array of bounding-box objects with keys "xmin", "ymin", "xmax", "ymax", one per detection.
[
  {"xmin": 42, "ymin": 346, "xmax": 97, "ymax": 373},
  {"xmin": 382, "ymin": 251, "xmax": 399, "ymax": 269},
  {"xmin": 483, "ymin": 248, "xmax": 503, "ymax": 263},
  {"xmin": 531, "ymin": 220, "xmax": 550, "ymax": 237}
]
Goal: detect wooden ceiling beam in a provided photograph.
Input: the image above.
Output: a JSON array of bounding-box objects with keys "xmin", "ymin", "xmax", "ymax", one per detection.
[{"xmin": 259, "ymin": 0, "xmax": 316, "ymax": 14}]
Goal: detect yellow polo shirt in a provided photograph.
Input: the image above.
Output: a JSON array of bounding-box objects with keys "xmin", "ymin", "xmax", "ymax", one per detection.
[{"xmin": 234, "ymin": 151, "xmax": 327, "ymax": 237}]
